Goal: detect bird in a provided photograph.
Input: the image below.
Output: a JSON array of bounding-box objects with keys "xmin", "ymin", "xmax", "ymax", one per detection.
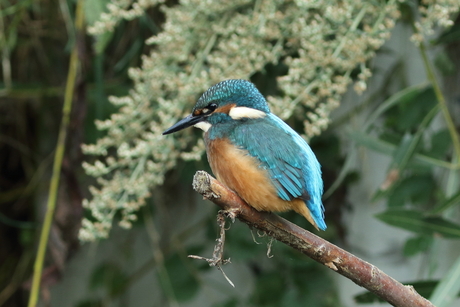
[{"xmin": 163, "ymin": 79, "xmax": 326, "ymax": 230}]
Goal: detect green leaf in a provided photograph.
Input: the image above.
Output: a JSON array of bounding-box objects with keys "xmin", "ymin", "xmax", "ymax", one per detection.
[
  {"xmin": 376, "ymin": 209, "xmax": 429, "ymax": 234},
  {"xmin": 427, "ymin": 129, "xmax": 451, "ymax": 159},
  {"xmin": 386, "ymin": 87, "xmax": 437, "ymax": 132},
  {"xmin": 404, "ymin": 235, "xmax": 433, "ymax": 257},
  {"xmin": 392, "ymin": 133, "xmax": 417, "ymax": 168},
  {"xmin": 363, "ymin": 82, "xmax": 431, "ymax": 131},
  {"xmin": 387, "ymin": 174, "xmax": 435, "ymax": 207},
  {"xmin": 430, "ymin": 255, "xmax": 460, "ymax": 307},
  {"xmin": 380, "ymin": 105, "xmax": 439, "ymax": 196},
  {"xmin": 390, "ymin": 105, "xmax": 439, "ymax": 172},
  {"xmin": 423, "ymin": 217, "xmax": 460, "ymax": 238},
  {"xmin": 350, "ymin": 131, "xmax": 457, "ymax": 170},
  {"xmin": 376, "ymin": 209, "xmax": 460, "ymax": 238},
  {"xmin": 431, "ymin": 190, "xmax": 460, "ymax": 214},
  {"xmin": 349, "ymin": 131, "xmax": 394, "ymax": 155}
]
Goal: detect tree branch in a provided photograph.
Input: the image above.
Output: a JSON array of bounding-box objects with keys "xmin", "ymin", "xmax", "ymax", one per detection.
[{"xmin": 192, "ymin": 171, "xmax": 435, "ymax": 307}]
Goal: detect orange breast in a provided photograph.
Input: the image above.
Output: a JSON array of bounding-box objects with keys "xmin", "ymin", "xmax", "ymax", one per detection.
[{"xmin": 205, "ymin": 137, "xmax": 318, "ymax": 229}]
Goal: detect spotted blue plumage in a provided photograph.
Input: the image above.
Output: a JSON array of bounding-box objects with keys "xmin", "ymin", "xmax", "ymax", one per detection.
[
  {"xmin": 204, "ymin": 80, "xmax": 326, "ymax": 230},
  {"xmin": 194, "ymin": 79, "xmax": 270, "ymax": 113}
]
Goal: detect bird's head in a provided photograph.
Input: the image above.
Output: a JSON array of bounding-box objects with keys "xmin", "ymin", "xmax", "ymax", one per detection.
[{"xmin": 163, "ymin": 79, "xmax": 270, "ymax": 135}]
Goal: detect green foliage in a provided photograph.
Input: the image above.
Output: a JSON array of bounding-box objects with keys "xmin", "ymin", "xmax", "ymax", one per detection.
[
  {"xmin": 160, "ymin": 253, "xmax": 200, "ymax": 302},
  {"xmin": 213, "ymin": 298, "xmax": 239, "ymax": 307},
  {"xmin": 90, "ymin": 262, "xmax": 129, "ymax": 296},
  {"xmin": 246, "ymin": 250, "xmax": 338, "ymax": 307},
  {"xmin": 432, "ymin": 190, "xmax": 460, "ymax": 214},
  {"xmin": 404, "ymin": 235, "xmax": 433, "ymax": 257},
  {"xmin": 250, "ymin": 270, "xmax": 287, "ymax": 306},
  {"xmin": 376, "ymin": 209, "xmax": 460, "ymax": 238},
  {"xmin": 385, "ymin": 87, "xmax": 437, "ymax": 132},
  {"xmin": 2, "ymin": 0, "xmax": 460, "ymax": 306},
  {"xmin": 76, "ymin": 0, "xmax": 459, "ymax": 305},
  {"xmin": 431, "ymin": 255, "xmax": 460, "ymax": 307},
  {"xmin": 80, "ymin": 0, "xmax": 403, "ymax": 241},
  {"xmin": 224, "ymin": 223, "xmax": 265, "ymax": 261},
  {"xmin": 386, "ymin": 174, "xmax": 436, "ymax": 208},
  {"xmin": 342, "ymin": 6, "xmax": 460, "ymax": 305},
  {"xmin": 84, "ymin": 0, "xmax": 113, "ymax": 54},
  {"xmin": 75, "ymin": 299, "xmax": 104, "ymax": 307}
]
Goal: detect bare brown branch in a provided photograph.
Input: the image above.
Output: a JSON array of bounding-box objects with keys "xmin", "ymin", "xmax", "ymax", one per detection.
[{"xmin": 192, "ymin": 171, "xmax": 435, "ymax": 307}]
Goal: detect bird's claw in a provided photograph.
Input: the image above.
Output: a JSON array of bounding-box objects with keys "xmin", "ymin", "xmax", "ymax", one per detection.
[{"xmin": 222, "ymin": 208, "xmax": 240, "ymax": 223}]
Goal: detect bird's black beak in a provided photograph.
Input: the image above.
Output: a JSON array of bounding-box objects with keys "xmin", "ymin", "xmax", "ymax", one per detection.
[{"xmin": 162, "ymin": 114, "xmax": 205, "ymax": 135}]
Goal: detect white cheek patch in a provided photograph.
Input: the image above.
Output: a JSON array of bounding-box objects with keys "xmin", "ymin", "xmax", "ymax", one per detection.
[
  {"xmin": 229, "ymin": 106, "xmax": 266, "ymax": 120},
  {"xmin": 194, "ymin": 121, "xmax": 212, "ymax": 132}
]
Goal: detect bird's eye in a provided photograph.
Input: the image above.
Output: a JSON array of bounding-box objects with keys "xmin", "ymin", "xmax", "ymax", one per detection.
[{"xmin": 202, "ymin": 103, "xmax": 217, "ymax": 115}]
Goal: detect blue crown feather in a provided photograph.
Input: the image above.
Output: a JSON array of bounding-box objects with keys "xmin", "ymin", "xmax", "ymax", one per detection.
[{"xmin": 195, "ymin": 79, "xmax": 270, "ymax": 113}]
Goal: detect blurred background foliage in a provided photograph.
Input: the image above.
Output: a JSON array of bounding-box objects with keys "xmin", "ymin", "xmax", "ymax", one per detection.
[{"xmin": 0, "ymin": 0, "xmax": 460, "ymax": 307}]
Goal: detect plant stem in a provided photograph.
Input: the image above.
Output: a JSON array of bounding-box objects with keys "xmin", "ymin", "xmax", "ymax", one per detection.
[
  {"xmin": 418, "ymin": 41, "xmax": 460, "ymax": 161},
  {"xmin": 27, "ymin": 1, "xmax": 84, "ymax": 306}
]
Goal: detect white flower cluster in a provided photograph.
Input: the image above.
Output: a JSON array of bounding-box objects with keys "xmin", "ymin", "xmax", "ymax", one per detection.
[
  {"xmin": 411, "ymin": 0, "xmax": 459, "ymax": 45},
  {"xmin": 88, "ymin": 0, "xmax": 165, "ymax": 35},
  {"xmin": 80, "ymin": 0, "xmax": 456, "ymax": 241}
]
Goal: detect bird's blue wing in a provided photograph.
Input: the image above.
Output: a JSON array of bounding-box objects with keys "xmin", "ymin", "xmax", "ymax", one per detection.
[{"xmin": 229, "ymin": 114, "xmax": 326, "ymax": 229}]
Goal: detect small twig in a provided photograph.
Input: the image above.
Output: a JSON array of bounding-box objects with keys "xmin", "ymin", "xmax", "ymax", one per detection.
[
  {"xmin": 266, "ymin": 237, "xmax": 274, "ymax": 259},
  {"xmin": 188, "ymin": 211, "xmax": 234, "ymax": 287},
  {"xmin": 192, "ymin": 170, "xmax": 435, "ymax": 307}
]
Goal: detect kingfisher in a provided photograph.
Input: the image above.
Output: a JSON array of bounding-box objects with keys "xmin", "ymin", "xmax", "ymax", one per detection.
[{"xmin": 163, "ymin": 79, "xmax": 326, "ymax": 230}]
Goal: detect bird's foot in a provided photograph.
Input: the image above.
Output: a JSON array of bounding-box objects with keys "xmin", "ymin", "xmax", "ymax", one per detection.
[{"xmin": 222, "ymin": 207, "xmax": 240, "ymax": 223}]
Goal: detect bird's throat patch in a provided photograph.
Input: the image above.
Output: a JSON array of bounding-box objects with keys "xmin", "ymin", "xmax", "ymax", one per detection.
[
  {"xmin": 229, "ymin": 106, "xmax": 266, "ymax": 120},
  {"xmin": 194, "ymin": 121, "xmax": 212, "ymax": 132}
]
